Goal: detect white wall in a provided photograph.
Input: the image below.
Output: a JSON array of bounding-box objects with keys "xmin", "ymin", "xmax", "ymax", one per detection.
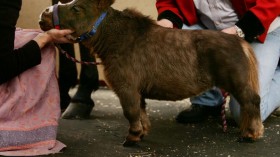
[
  {"xmin": 113, "ymin": 0, "xmax": 157, "ymax": 19},
  {"xmin": 17, "ymin": 0, "xmax": 52, "ymax": 29}
]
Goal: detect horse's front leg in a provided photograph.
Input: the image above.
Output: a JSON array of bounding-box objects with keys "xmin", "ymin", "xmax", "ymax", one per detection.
[{"xmin": 117, "ymin": 88, "xmax": 144, "ymax": 147}]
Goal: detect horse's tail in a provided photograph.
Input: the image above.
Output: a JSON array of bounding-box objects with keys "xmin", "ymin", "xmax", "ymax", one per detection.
[{"xmin": 240, "ymin": 39, "xmax": 259, "ymax": 93}]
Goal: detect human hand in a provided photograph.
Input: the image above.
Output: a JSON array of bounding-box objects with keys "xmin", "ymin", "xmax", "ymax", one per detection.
[
  {"xmin": 33, "ymin": 29, "xmax": 74, "ymax": 48},
  {"xmin": 156, "ymin": 19, "xmax": 173, "ymax": 28},
  {"xmin": 221, "ymin": 26, "xmax": 237, "ymax": 35},
  {"xmin": 222, "ymin": 26, "xmax": 245, "ymax": 38}
]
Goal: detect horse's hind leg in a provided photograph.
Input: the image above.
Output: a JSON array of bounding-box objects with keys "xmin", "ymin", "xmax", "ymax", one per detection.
[{"xmin": 231, "ymin": 86, "xmax": 264, "ymax": 140}]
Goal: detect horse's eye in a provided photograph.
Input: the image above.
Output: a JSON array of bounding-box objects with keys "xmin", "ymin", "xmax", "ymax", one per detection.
[{"xmin": 72, "ymin": 6, "xmax": 81, "ymax": 13}]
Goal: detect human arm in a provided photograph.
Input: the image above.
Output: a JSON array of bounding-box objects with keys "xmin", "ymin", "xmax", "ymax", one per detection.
[
  {"xmin": 156, "ymin": 0, "xmax": 185, "ymax": 28},
  {"xmin": 0, "ymin": 0, "xmax": 73, "ymax": 84},
  {"xmin": 227, "ymin": 0, "xmax": 280, "ymax": 42},
  {"xmin": 33, "ymin": 29, "xmax": 73, "ymax": 49},
  {"xmin": 156, "ymin": 19, "xmax": 174, "ymax": 28}
]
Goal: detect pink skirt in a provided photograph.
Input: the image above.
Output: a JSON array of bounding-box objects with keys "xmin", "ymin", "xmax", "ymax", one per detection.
[{"xmin": 0, "ymin": 28, "xmax": 65, "ymax": 156}]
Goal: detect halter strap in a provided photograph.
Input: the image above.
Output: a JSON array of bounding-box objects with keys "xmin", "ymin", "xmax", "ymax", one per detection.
[
  {"xmin": 53, "ymin": 4, "xmax": 60, "ymax": 29},
  {"xmin": 76, "ymin": 12, "xmax": 107, "ymax": 42}
]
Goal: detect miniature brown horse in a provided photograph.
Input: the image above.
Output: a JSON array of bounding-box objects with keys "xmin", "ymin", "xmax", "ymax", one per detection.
[{"xmin": 39, "ymin": 0, "xmax": 264, "ymax": 146}]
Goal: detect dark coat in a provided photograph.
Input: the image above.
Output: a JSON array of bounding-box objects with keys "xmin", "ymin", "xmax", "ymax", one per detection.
[{"xmin": 0, "ymin": 0, "xmax": 41, "ymax": 84}]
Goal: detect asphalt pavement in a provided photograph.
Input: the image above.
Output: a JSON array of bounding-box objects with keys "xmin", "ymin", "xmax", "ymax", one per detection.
[{"xmin": 43, "ymin": 87, "xmax": 280, "ymax": 157}]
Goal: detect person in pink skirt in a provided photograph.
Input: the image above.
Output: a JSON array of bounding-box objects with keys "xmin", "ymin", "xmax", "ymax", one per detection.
[{"xmin": 0, "ymin": 0, "xmax": 73, "ymax": 156}]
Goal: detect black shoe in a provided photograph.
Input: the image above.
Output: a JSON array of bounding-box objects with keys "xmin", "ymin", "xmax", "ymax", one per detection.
[
  {"xmin": 61, "ymin": 102, "xmax": 94, "ymax": 119},
  {"xmin": 176, "ymin": 104, "xmax": 222, "ymax": 124},
  {"xmin": 272, "ymin": 107, "xmax": 280, "ymax": 117},
  {"xmin": 60, "ymin": 94, "xmax": 71, "ymax": 112}
]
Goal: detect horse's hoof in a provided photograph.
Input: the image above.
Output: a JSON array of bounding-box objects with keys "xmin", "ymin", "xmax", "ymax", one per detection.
[
  {"xmin": 237, "ymin": 137, "xmax": 255, "ymax": 143},
  {"xmin": 122, "ymin": 140, "xmax": 138, "ymax": 147},
  {"xmin": 240, "ymin": 119, "xmax": 264, "ymax": 141}
]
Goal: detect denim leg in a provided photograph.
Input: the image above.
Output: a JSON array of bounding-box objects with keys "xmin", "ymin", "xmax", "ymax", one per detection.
[
  {"xmin": 229, "ymin": 27, "xmax": 280, "ymax": 123},
  {"xmin": 190, "ymin": 88, "xmax": 224, "ymax": 107}
]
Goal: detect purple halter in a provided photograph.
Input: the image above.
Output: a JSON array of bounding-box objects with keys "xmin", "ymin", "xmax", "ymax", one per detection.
[{"xmin": 53, "ymin": 4, "xmax": 61, "ymax": 30}]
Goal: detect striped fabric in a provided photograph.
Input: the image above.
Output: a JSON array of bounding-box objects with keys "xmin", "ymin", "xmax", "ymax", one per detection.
[{"xmin": 0, "ymin": 28, "xmax": 65, "ymax": 156}]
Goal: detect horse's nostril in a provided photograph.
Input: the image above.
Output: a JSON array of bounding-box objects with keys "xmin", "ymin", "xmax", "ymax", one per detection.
[
  {"xmin": 46, "ymin": 8, "xmax": 49, "ymax": 12},
  {"xmin": 39, "ymin": 20, "xmax": 45, "ymax": 26}
]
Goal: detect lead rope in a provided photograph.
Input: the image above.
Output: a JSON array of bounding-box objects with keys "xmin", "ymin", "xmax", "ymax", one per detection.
[
  {"xmin": 55, "ymin": 43, "xmax": 102, "ymax": 65},
  {"xmin": 221, "ymin": 91, "xmax": 229, "ymax": 132}
]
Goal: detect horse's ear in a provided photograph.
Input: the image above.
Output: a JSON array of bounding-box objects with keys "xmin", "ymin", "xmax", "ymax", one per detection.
[{"xmin": 98, "ymin": 0, "xmax": 115, "ymax": 10}]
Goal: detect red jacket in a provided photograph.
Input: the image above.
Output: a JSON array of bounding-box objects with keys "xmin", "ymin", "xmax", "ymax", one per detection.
[{"xmin": 156, "ymin": 0, "xmax": 280, "ymax": 42}]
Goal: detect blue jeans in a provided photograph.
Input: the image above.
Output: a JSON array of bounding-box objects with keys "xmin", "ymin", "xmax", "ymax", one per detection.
[{"xmin": 182, "ymin": 24, "xmax": 280, "ymax": 123}]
